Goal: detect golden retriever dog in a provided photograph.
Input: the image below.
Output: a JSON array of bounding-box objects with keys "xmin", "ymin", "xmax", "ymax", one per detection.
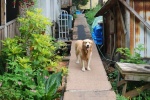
[{"xmin": 75, "ymin": 39, "xmax": 93, "ymax": 71}]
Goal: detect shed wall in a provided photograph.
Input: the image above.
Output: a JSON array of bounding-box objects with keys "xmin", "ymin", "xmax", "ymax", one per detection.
[{"xmin": 130, "ymin": 0, "xmax": 150, "ymax": 58}]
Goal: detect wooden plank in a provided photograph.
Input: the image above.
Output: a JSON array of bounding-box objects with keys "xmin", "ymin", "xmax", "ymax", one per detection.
[
  {"xmin": 6, "ymin": 19, "xmax": 17, "ymax": 26},
  {"xmin": 119, "ymin": 0, "xmax": 150, "ymax": 30},
  {"xmin": 122, "ymin": 82, "xmax": 127, "ymax": 95},
  {"xmin": 117, "ymin": 1, "xmax": 127, "ymax": 34},
  {"xmin": 124, "ymin": 83, "xmax": 150, "ymax": 98},
  {"xmin": 116, "ymin": 62, "xmax": 150, "ymax": 74},
  {"xmin": 10, "ymin": 24, "xmax": 12, "ymax": 38},
  {"xmin": 125, "ymin": 74, "xmax": 150, "ymax": 82},
  {"xmin": 117, "ymin": 79, "xmax": 127, "ymax": 87}
]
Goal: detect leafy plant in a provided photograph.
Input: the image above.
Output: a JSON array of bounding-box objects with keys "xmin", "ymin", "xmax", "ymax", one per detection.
[
  {"xmin": 108, "ymin": 70, "xmax": 118, "ymax": 92},
  {"xmin": 18, "ymin": 9, "xmax": 52, "ymax": 36},
  {"xmin": 0, "ymin": 69, "xmax": 62, "ymax": 100},
  {"xmin": 116, "ymin": 44, "xmax": 145, "ymax": 64},
  {"xmin": 0, "ymin": 8, "xmax": 66, "ymax": 99},
  {"xmin": 85, "ymin": 5, "xmax": 101, "ymax": 25},
  {"xmin": 72, "ymin": 0, "xmax": 88, "ymax": 8},
  {"xmin": 85, "ymin": 5, "xmax": 101, "ymax": 31},
  {"xmin": 117, "ymin": 94, "xmax": 128, "ymax": 100},
  {"xmin": 43, "ymin": 72, "xmax": 62, "ymax": 100}
]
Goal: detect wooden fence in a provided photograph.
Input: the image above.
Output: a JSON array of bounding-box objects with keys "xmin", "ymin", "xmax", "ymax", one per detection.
[{"xmin": 0, "ymin": 19, "xmax": 20, "ymax": 50}]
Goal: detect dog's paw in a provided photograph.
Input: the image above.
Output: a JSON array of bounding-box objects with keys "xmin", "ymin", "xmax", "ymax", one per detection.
[
  {"xmin": 87, "ymin": 67, "xmax": 91, "ymax": 71},
  {"xmin": 82, "ymin": 67, "xmax": 85, "ymax": 72}
]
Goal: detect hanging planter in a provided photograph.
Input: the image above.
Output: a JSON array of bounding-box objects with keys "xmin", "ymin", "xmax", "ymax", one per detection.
[{"xmin": 13, "ymin": 0, "xmax": 34, "ymax": 8}]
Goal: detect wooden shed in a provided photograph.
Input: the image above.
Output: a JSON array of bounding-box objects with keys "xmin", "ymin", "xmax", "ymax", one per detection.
[{"xmin": 95, "ymin": 0, "xmax": 150, "ymax": 59}]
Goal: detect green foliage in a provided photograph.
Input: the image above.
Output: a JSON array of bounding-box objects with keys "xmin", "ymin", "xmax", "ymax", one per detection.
[
  {"xmin": 117, "ymin": 94, "xmax": 128, "ymax": 100},
  {"xmin": 0, "ymin": 54, "xmax": 7, "ymax": 75},
  {"xmin": 132, "ymin": 89, "xmax": 150, "ymax": 100},
  {"xmin": 85, "ymin": 5, "xmax": 101, "ymax": 31},
  {"xmin": 116, "ymin": 44, "xmax": 145, "ymax": 64},
  {"xmin": 18, "ymin": 9, "xmax": 52, "ymax": 36},
  {"xmin": 0, "ymin": 69, "xmax": 62, "ymax": 100},
  {"xmin": 1, "ymin": 35, "xmax": 63, "ymax": 71},
  {"xmin": 43, "ymin": 72, "xmax": 62, "ymax": 100},
  {"xmin": 108, "ymin": 70, "xmax": 118, "ymax": 92},
  {"xmin": 0, "ymin": 8, "xmax": 65, "ymax": 99},
  {"xmin": 73, "ymin": 14, "xmax": 77, "ymax": 19},
  {"xmin": 85, "ymin": 5, "xmax": 101, "ymax": 25},
  {"xmin": 72, "ymin": 0, "xmax": 88, "ymax": 7}
]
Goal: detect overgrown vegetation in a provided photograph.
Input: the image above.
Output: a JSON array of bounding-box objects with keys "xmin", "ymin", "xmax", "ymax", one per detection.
[
  {"xmin": 0, "ymin": 9, "xmax": 67, "ymax": 100},
  {"xmin": 108, "ymin": 44, "xmax": 150, "ymax": 100},
  {"xmin": 72, "ymin": 0, "xmax": 88, "ymax": 8},
  {"xmin": 110, "ymin": 71, "xmax": 150, "ymax": 100},
  {"xmin": 85, "ymin": 5, "xmax": 101, "ymax": 26},
  {"xmin": 116, "ymin": 44, "xmax": 145, "ymax": 64}
]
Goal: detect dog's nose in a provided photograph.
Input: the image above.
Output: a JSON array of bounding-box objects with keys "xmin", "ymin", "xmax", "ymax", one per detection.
[{"xmin": 86, "ymin": 45, "xmax": 89, "ymax": 48}]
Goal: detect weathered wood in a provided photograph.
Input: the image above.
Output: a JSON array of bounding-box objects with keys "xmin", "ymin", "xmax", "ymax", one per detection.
[
  {"xmin": 124, "ymin": 83, "xmax": 150, "ymax": 98},
  {"xmin": 117, "ymin": 1, "xmax": 127, "ymax": 35},
  {"xmin": 119, "ymin": 0, "xmax": 150, "ymax": 30},
  {"xmin": 125, "ymin": 74, "xmax": 150, "ymax": 82},
  {"xmin": 116, "ymin": 62, "xmax": 150, "ymax": 74},
  {"xmin": 6, "ymin": 19, "xmax": 17, "ymax": 26},
  {"xmin": 61, "ymin": 0, "xmax": 72, "ymax": 8},
  {"xmin": 117, "ymin": 79, "xmax": 127, "ymax": 87},
  {"xmin": 0, "ymin": 27, "xmax": 4, "ymax": 50},
  {"xmin": 122, "ymin": 82, "xmax": 127, "ymax": 95},
  {"xmin": 1, "ymin": 0, "xmax": 5, "ymax": 25},
  {"xmin": 116, "ymin": 62, "xmax": 150, "ymax": 97},
  {"xmin": 116, "ymin": 62, "xmax": 150, "ymax": 82},
  {"xmin": 0, "ymin": 19, "xmax": 19, "ymax": 50}
]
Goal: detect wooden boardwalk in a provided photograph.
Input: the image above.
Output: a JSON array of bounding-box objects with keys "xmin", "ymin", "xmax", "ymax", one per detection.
[{"xmin": 63, "ymin": 14, "xmax": 116, "ymax": 100}]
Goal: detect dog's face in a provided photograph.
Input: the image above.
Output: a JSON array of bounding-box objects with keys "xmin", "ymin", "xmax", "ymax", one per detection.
[{"xmin": 83, "ymin": 39, "xmax": 93, "ymax": 50}]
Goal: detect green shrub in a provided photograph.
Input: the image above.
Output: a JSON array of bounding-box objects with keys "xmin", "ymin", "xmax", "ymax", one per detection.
[
  {"xmin": 0, "ymin": 8, "xmax": 66, "ymax": 100},
  {"xmin": 116, "ymin": 44, "xmax": 145, "ymax": 64}
]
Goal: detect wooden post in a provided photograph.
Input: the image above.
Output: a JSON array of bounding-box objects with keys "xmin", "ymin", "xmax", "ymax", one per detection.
[
  {"xmin": 1, "ymin": 0, "xmax": 5, "ymax": 25},
  {"xmin": 1, "ymin": 0, "xmax": 7, "ymax": 38},
  {"xmin": 122, "ymin": 82, "xmax": 127, "ymax": 95},
  {"xmin": 90, "ymin": 0, "xmax": 92, "ymax": 9},
  {"xmin": 4, "ymin": 0, "xmax": 7, "ymax": 38}
]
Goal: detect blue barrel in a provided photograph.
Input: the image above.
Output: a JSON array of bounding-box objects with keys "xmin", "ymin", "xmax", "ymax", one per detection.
[{"xmin": 92, "ymin": 24, "xmax": 103, "ymax": 45}]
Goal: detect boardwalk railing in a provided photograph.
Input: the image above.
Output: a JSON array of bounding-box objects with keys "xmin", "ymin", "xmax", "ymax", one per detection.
[{"xmin": 0, "ymin": 19, "xmax": 20, "ymax": 50}]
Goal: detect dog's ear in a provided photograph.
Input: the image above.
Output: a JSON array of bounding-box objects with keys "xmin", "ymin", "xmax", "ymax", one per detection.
[
  {"xmin": 90, "ymin": 40, "xmax": 93, "ymax": 45},
  {"xmin": 83, "ymin": 40, "xmax": 86, "ymax": 43}
]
